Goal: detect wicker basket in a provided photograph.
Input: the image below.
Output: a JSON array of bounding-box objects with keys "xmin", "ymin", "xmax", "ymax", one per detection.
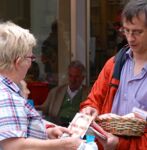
[{"xmin": 96, "ymin": 117, "xmax": 147, "ymax": 136}]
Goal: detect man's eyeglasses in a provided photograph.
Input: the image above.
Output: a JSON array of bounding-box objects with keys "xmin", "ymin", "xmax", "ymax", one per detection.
[
  {"xmin": 25, "ymin": 55, "xmax": 36, "ymax": 62},
  {"xmin": 120, "ymin": 28, "xmax": 143, "ymax": 37}
]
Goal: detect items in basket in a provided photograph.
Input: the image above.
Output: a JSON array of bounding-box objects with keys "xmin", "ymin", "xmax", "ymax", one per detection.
[
  {"xmin": 132, "ymin": 107, "xmax": 147, "ymax": 121},
  {"xmin": 96, "ymin": 113, "xmax": 147, "ymax": 136}
]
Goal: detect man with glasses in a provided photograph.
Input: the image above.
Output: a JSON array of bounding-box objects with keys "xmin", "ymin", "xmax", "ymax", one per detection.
[
  {"xmin": 80, "ymin": 0, "xmax": 147, "ymax": 150},
  {"xmin": 0, "ymin": 21, "xmax": 83, "ymax": 150}
]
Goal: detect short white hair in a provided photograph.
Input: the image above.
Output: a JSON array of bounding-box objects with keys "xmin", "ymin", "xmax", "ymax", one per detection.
[{"xmin": 0, "ymin": 21, "xmax": 36, "ymax": 70}]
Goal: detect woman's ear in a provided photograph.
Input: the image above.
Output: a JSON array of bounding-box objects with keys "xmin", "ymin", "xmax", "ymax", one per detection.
[{"xmin": 14, "ymin": 57, "xmax": 23, "ymax": 70}]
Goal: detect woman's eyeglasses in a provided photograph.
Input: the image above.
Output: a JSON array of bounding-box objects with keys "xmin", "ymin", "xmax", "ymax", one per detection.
[{"xmin": 25, "ymin": 55, "xmax": 36, "ymax": 62}]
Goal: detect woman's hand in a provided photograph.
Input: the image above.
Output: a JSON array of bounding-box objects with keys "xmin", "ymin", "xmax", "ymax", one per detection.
[
  {"xmin": 46, "ymin": 126, "xmax": 72, "ymax": 139},
  {"xmin": 60, "ymin": 137, "xmax": 84, "ymax": 150},
  {"xmin": 47, "ymin": 126, "xmax": 84, "ymax": 150}
]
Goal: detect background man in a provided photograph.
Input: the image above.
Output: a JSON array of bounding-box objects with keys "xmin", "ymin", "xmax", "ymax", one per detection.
[{"xmin": 37, "ymin": 60, "xmax": 89, "ymax": 126}]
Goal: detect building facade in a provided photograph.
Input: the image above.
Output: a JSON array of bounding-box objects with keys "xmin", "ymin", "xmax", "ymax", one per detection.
[{"xmin": 0, "ymin": 0, "xmax": 129, "ymax": 87}]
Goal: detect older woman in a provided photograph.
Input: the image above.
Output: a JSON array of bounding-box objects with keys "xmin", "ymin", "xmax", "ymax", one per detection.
[{"xmin": 0, "ymin": 21, "xmax": 83, "ymax": 150}]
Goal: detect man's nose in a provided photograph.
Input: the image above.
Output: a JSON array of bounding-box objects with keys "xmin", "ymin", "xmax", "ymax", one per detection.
[
  {"xmin": 126, "ymin": 34, "xmax": 136, "ymax": 43},
  {"xmin": 70, "ymin": 77, "xmax": 76, "ymax": 82}
]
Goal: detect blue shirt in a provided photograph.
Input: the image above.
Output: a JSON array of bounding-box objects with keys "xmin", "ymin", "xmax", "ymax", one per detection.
[
  {"xmin": 0, "ymin": 75, "xmax": 48, "ymax": 141},
  {"xmin": 111, "ymin": 49, "xmax": 147, "ymax": 115}
]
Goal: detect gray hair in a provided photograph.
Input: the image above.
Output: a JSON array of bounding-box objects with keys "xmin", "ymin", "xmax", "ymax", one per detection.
[
  {"xmin": 122, "ymin": 0, "xmax": 147, "ymax": 26},
  {"xmin": 68, "ymin": 60, "xmax": 86, "ymax": 76},
  {"xmin": 0, "ymin": 21, "xmax": 36, "ymax": 70}
]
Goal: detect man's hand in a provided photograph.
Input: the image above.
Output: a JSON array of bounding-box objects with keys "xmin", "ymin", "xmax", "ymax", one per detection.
[
  {"xmin": 94, "ymin": 124, "xmax": 119, "ymax": 150},
  {"xmin": 81, "ymin": 106, "xmax": 98, "ymax": 120},
  {"xmin": 97, "ymin": 132, "xmax": 119, "ymax": 150}
]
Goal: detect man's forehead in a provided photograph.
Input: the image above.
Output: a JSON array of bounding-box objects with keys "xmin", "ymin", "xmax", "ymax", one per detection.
[{"xmin": 122, "ymin": 12, "xmax": 146, "ymax": 23}]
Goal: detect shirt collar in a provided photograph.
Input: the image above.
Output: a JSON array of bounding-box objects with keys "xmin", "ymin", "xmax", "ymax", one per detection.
[
  {"xmin": 126, "ymin": 48, "xmax": 133, "ymax": 60},
  {"xmin": 126, "ymin": 48, "xmax": 147, "ymax": 71},
  {"xmin": 67, "ymin": 85, "xmax": 82, "ymax": 99},
  {"xmin": 0, "ymin": 75, "xmax": 20, "ymax": 94}
]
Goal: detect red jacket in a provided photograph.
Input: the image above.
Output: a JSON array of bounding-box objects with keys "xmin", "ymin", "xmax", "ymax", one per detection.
[{"xmin": 80, "ymin": 47, "xmax": 147, "ymax": 150}]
